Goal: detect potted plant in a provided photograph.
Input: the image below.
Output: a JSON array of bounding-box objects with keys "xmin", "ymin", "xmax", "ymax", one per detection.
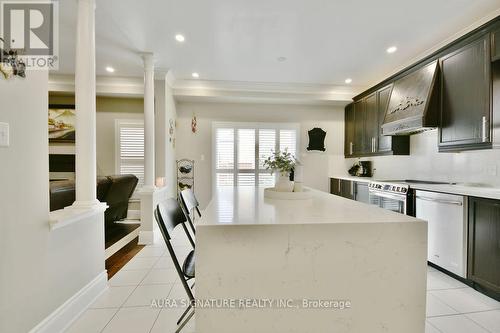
[{"xmin": 263, "ymin": 149, "xmax": 297, "ymax": 192}]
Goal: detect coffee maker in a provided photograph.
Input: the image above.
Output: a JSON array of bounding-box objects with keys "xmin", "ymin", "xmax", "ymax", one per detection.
[{"xmin": 348, "ymin": 161, "xmax": 372, "ymax": 177}]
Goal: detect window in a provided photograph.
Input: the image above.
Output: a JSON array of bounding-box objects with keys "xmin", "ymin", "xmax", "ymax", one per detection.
[
  {"xmin": 115, "ymin": 120, "xmax": 145, "ymax": 190},
  {"xmin": 213, "ymin": 122, "xmax": 299, "ymax": 189}
]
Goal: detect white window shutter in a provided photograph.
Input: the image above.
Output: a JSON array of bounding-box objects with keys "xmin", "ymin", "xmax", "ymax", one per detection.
[
  {"xmin": 258, "ymin": 129, "xmax": 276, "ymax": 169},
  {"xmin": 237, "ymin": 129, "xmax": 255, "ymax": 170},
  {"xmin": 279, "ymin": 129, "xmax": 297, "ymax": 157},
  {"xmin": 214, "ymin": 123, "xmax": 298, "ymax": 189},
  {"xmin": 215, "ymin": 128, "xmax": 234, "ymax": 170},
  {"xmin": 117, "ymin": 121, "xmax": 145, "ymax": 189}
]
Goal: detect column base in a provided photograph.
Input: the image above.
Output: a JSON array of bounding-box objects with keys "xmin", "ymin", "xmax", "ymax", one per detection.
[
  {"xmin": 138, "ymin": 230, "xmax": 154, "ymax": 245},
  {"xmin": 139, "ymin": 186, "xmax": 169, "ymax": 245},
  {"xmin": 71, "ymin": 199, "xmax": 103, "ymax": 209}
]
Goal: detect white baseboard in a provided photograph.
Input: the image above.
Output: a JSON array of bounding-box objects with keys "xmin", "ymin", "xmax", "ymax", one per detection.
[
  {"xmin": 29, "ymin": 271, "xmax": 108, "ymax": 333},
  {"xmin": 138, "ymin": 230, "xmax": 154, "ymax": 245}
]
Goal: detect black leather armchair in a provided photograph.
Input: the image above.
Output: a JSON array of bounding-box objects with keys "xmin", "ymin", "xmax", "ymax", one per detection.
[
  {"xmin": 49, "ymin": 174, "xmax": 138, "ymax": 225},
  {"xmin": 104, "ymin": 175, "xmax": 139, "ymax": 227}
]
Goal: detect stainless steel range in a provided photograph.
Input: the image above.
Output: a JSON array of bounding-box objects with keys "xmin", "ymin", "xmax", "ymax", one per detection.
[{"xmin": 368, "ymin": 181, "xmax": 414, "ymax": 215}]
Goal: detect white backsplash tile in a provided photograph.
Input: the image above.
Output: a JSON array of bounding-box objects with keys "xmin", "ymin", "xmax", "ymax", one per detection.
[{"xmin": 334, "ymin": 129, "xmax": 500, "ymax": 187}]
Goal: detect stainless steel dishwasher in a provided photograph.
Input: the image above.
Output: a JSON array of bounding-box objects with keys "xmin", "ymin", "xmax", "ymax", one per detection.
[{"xmin": 415, "ymin": 190, "xmax": 467, "ymax": 277}]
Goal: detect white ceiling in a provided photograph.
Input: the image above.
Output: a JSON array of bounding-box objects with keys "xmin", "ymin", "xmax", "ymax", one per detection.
[{"xmin": 57, "ymin": 0, "xmax": 500, "ymax": 87}]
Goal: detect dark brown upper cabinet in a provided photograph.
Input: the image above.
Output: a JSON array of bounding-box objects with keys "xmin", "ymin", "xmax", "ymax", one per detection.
[
  {"xmin": 376, "ymin": 84, "xmax": 410, "ymax": 154},
  {"xmin": 349, "ymin": 16, "xmax": 500, "ymax": 154},
  {"xmin": 438, "ymin": 34, "xmax": 492, "ymax": 152},
  {"xmin": 364, "ymin": 92, "xmax": 378, "ymax": 154},
  {"xmin": 353, "ymin": 100, "xmax": 365, "ymax": 155},
  {"xmin": 344, "ymin": 103, "xmax": 355, "ymax": 157},
  {"xmin": 377, "ymin": 85, "xmax": 393, "ymax": 152},
  {"xmin": 344, "ymin": 85, "xmax": 409, "ymax": 158},
  {"xmin": 492, "ymin": 27, "xmax": 500, "ymax": 62},
  {"xmin": 468, "ymin": 197, "xmax": 500, "ymax": 299}
]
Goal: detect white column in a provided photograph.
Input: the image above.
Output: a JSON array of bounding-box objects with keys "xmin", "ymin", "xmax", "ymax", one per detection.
[
  {"xmin": 142, "ymin": 53, "xmax": 155, "ymax": 189},
  {"xmin": 139, "ymin": 53, "xmax": 160, "ymax": 245},
  {"xmin": 74, "ymin": 0, "xmax": 98, "ymax": 206}
]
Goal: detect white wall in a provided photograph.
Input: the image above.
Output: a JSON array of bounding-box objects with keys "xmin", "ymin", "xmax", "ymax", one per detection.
[
  {"xmin": 0, "ymin": 72, "xmax": 105, "ymax": 332},
  {"xmin": 95, "ymin": 100, "xmax": 144, "ymax": 176},
  {"xmin": 330, "ymin": 129, "xmax": 500, "ymax": 186},
  {"xmin": 155, "ymin": 77, "xmax": 178, "ymax": 197},
  {"xmin": 176, "ymin": 102, "xmax": 344, "ymax": 207},
  {"xmin": 49, "ymin": 95, "xmax": 144, "ymax": 176}
]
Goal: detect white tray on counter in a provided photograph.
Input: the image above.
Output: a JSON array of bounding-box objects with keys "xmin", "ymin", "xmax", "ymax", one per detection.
[{"xmin": 264, "ymin": 187, "xmax": 313, "ymax": 200}]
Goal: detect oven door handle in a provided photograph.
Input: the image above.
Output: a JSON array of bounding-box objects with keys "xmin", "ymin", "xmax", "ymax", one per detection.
[{"xmin": 369, "ymin": 190, "xmax": 406, "ymax": 201}]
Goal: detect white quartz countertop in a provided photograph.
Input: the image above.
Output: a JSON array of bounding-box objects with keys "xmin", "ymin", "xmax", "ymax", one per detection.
[
  {"xmin": 330, "ymin": 175, "xmax": 500, "ymax": 200},
  {"xmin": 198, "ymin": 186, "xmax": 423, "ymax": 226}
]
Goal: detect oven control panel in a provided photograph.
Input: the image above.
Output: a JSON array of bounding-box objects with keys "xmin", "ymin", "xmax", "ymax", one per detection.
[{"xmin": 368, "ymin": 181, "xmax": 409, "ymax": 195}]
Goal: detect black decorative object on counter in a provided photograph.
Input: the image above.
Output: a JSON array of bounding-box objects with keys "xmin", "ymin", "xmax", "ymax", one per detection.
[
  {"xmin": 307, "ymin": 127, "xmax": 326, "ymax": 152},
  {"xmin": 348, "ymin": 161, "xmax": 372, "ymax": 177}
]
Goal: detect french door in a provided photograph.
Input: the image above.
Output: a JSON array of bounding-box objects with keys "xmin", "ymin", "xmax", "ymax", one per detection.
[{"xmin": 213, "ymin": 122, "xmax": 299, "ymax": 189}]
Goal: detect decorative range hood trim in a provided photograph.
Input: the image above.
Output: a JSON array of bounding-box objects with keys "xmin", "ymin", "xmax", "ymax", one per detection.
[{"xmin": 382, "ymin": 60, "xmax": 440, "ymax": 136}]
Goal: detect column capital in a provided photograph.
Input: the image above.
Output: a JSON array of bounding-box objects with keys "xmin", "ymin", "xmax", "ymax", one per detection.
[
  {"xmin": 77, "ymin": 0, "xmax": 96, "ymax": 9},
  {"xmin": 141, "ymin": 52, "xmax": 155, "ymax": 71}
]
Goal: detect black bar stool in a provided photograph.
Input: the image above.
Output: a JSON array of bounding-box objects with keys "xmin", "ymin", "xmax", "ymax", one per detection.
[
  {"xmin": 155, "ymin": 198, "xmax": 195, "ymax": 332},
  {"xmin": 179, "ymin": 189, "xmax": 201, "ymax": 236}
]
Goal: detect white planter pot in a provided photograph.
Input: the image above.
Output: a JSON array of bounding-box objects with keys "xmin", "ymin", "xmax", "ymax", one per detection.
[{"xmin": 275, "ymin": 173, "xmax": 294, "ymax": 192}]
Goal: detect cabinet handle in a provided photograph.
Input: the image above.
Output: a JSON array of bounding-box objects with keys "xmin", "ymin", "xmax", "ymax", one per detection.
[
  {"xmin": 338, "ymin": 180, "xmax": 341, "ymax": 194},
  {"xmin": 482, "ymin": 116, "xmax": 489, "ymax": 143},
  {"xmin": 349, "ymin": 142, "xmax": 353, "ymax": 155},
  {"xmin": 416, "ymin": 195, "xmax": 463, "ymax": 206}
]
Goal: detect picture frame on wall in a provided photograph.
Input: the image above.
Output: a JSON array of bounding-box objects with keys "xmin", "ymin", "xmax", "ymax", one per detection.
[{"xmin": 48, "ymin": 104, "xmax": 76, "ymax": 143}]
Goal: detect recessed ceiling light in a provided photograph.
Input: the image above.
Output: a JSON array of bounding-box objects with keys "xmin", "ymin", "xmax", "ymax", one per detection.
[
  {"xmin": 277, "ymin": 56, "xmax": 287, "ymax": 62},
  {"xmin": 345, "ymin": 78, "xmax": 352, "ymax": 84},
  {"xmin": 386, "ymin": 46, "xmax": 397, "ymax": 54},
  {"xmin": 175, "ymin": 34, "xmax": 185, "ymax": 42},
  {"xmin": 105, "ymin": 66, "xmax": 115, "ymax": 73},
  {"xmin": 192, "ymin": 72, "xmax": 199, "ymax": 78}
]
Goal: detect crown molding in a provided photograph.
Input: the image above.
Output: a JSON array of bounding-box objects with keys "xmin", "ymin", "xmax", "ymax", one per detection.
[
  {"xmin": 171, "ymin": 79, "xmax": 363, "ymax": 106},
  {"xmin": 49, "ymin": 74, "xmax": 363, "ymax": 105},
  {"xmin": 49, "ymin": 74, "xmax": 144, "ymax": 97}
]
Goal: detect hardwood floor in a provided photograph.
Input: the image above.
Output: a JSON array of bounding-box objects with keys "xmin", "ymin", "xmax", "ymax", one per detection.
[{"xmin": 105, "ymin": 236, "xmax": 144, "ymax": 279}]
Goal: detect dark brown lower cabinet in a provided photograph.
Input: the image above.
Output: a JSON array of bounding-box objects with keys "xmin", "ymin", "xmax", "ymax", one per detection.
[
  {"xmin": 468, "ymin": 197, "xmax": 500, "ymax": 300},
  {"xmin": 330, "ymin": 178, "xmax": 341, "ymax": 196},
  {"xmin": 330, "ymin": 178, "xmax": 354, "ymax": 200},
  {"xmin": 340, "ymin": 180, "xmax": 354, "ymax": 200}
]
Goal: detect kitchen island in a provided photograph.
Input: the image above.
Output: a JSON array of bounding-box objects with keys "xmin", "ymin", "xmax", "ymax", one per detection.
[{"xmin": 195, "ymin": 187, "xmax": 427, "ymax": 333}]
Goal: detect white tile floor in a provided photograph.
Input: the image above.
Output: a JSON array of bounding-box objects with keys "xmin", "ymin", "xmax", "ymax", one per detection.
[{"xmin": 66, "ymin": 228, "xmax": 500, "ymax": 333}]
